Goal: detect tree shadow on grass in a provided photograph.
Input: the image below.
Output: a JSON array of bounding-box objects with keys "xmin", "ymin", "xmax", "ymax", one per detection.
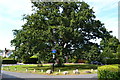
[{"xmin": 53, "ymin": 64, "xmax": 98, "ymax": 71}]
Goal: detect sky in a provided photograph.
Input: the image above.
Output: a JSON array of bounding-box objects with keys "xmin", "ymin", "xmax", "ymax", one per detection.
[{"xmin": 0, "ymin": 0, "xmax": 119, "ymax": 50}]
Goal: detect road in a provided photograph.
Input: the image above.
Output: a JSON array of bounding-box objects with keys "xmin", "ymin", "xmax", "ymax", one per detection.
[{"xmin": 1, "ymin": 70, "xmax": 98, "ymax": 80}]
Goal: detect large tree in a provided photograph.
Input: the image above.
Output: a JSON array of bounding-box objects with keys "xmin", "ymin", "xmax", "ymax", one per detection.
[{"xmin": 11, "ymin": 1, "xmax": 111, "ymax": 66}]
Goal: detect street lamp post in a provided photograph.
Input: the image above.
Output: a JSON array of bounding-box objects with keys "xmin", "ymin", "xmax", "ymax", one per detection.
[
  {"xmin": 52, "ymin": 54, "xmax": 55, "ymax": 72},
  {"xmin": 52, "ymin": 49, "xmax": 56, "ymax": 72},
  {"xmin": 52, "ymin": 28, "xmax": 57, "ymax": 72}
]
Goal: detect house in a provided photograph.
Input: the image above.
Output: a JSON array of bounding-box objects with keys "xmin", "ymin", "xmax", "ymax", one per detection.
[{"xmin": 0, "ymin": 48, "xmax": 13, "ymax": 57}]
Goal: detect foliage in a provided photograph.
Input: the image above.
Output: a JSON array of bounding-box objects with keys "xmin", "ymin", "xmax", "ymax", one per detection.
[
  {"xmin": 68, "ymin": 57, "xmax": 77, "ymax": 63},
  {"xmin": 98, "ymin": 65, "xmax": 120, "ymax": 79},
  {"xmin": 30, "ymin": 55, "xmax": 38, "ymax": 58},
  {"xmin": 8, "ymin": 54, "xmax": 15, "ymax": 60},
  {"xmin": 84, "ymin": 44, "xmax": 101, "ymax": 61},
  {"xmin": 102, "ymin": 59, "xmax": 120, "ymax": 64},
  {"xmin": 2, "ymin": 59, "xmax": 17, "ymax": 64},
  {"xmin": 11, "ymin": 1, "xmax": 111, "ymax": 66},
  {"xmin": 0, "ymin": 50, "xmax": 3, "ymax": 53},
  {"xmin": 0, "ymin": 56, "xmax": 2, "ymax": 66},
  {"xmin": 100, "ymin": 36, "xmax": 120, "ymax": 59},
  {"xmin": 3, "ymin": 57, "xmax": 13, "ymax": 60},
  {"xmin": 23, "ymin": 58, "xmax": 38, "ymax": 64},
  {"xmin": 117, "ymin": 44, "xmax": 120, "ymax": 59}
]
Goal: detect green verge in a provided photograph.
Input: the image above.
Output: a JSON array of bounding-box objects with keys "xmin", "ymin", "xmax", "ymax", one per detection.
[{"xmin": 2, "ymin": 64, "xmax": 98, "ymax": 75}]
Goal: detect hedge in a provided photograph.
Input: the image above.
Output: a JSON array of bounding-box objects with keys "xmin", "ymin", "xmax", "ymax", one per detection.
[
  {"xmin": 98, "ymin": 65, "xmax": 120, "ymax": 79},
  {"xmin": 23, "ymin": 58, "xmax": 38, "ymax": 64},
  {"xmin": 104, "ymin": 59, "xmax": 120, "ymax": 64},
  {"xmin": 2, "ymin": 60, "xmax": 17, "ymax": 64}
]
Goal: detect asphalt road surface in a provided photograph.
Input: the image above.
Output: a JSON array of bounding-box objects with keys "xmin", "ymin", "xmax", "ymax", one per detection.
[{"xmin": 1, "ymin": 70, "xmax": 98, "ymax": 80}]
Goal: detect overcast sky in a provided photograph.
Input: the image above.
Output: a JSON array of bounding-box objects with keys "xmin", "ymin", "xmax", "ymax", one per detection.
[{"xmin": 0, "ymin": 0, "xmax": 119, "ymax": 50}]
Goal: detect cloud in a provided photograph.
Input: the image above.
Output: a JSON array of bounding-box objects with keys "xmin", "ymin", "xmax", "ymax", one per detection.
[
  {"xmin": 0, "ymin": 0, "xmax": 32, "ymax": 29},
  {"xmin": 85, "ymin": 0, "xmax": 119, "ymax": 38},
  {"xmin": 103, "ymin": 17, "xmax": 118, "ymax": 38},
  {"xmin": 85, "ymin": 0, "xmax": 119, "ymax": 18},
  {"xmin": 0, "ymin": 0, "xmax": 32, "ymax": 50}
]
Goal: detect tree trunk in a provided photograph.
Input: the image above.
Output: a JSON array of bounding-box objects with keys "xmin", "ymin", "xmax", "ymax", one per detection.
[
  {"xmin": 55, "ymin": 58, "xmax": 64, "ymax": 67},
  {"xmin": 37, "ymin": 61, "xmax": 43, "ymax": 67},
  {"xmin": 37, "ymin": 57, "xmax": 43, "ymax": 67}
]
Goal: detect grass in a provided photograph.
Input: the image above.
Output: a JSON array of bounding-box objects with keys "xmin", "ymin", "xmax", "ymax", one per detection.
[{"xmin": 2, "ymin": 63, "xmax": 99, "ymax": 75}]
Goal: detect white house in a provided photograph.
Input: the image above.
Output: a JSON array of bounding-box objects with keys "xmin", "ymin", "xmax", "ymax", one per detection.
[{"xmin": 0, "ymin": 50, "xmax": 13, "ymax": 57}]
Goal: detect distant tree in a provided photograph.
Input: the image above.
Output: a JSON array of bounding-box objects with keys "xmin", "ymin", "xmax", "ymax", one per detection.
[
  {"xmin": 100, "ymin": 36, "xmax": 120, "ymax": 59},
  {"xmin": 117, "ymin": 44, "xmax": 120, "ymax": 59},
  {"xmin": 0, "ymin": 50, "xmax": 2, "ymax": 53}
]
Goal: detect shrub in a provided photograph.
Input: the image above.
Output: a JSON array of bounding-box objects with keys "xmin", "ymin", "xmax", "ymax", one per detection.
[
  {"xmin": 23, "ymin": 58, "xmax": 38, "ymax": 64},
  {"xmin": 30, "ymin": 55, "xmax": 37, "ymax": 58},
  {"xmin": 98, "ymin": 65, "xmax": 120, "ymax": 79},
  {"xmin": 104, "ymin": 59, "xmax": 120, "ymax": 64},
  {"xmin": 2, "ymin": 59, "xmax": 17, "ymax": 64},
  {"xmin": 68, "ymin": 58, "xmax": 76, "ymax": 63},
  {"xmin": 3, "ymin": 58, "xmax": 14, "ymax": 60},
  {"xmin": 85, "ymin": 60, "xmax": 91, "ymax": 64}
]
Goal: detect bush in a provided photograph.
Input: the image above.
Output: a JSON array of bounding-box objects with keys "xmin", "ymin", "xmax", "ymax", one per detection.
[
  {"xmin": 3, "ymin": 57, "xmax": 14, "ymax": 60},
  {"xmin": 98, "ymin": 65, "xmax": 120, "ymax": 79},
  {"xmin": 2, "ymin": 59, "xmax": 17, "ymax": 64},
  {"xmin": 23, "ymin": 58, "xmax": 38, "ymax": 64},
  {"xmin": 85, "ymin": 60, "xmax": 91, "ymax": 64},
  {"xmin": 103, "ymin": 59, "xmax": 120, "ymax": 64},
  {"xmin": 68, "ymin": 58, "xmax": 76, "ymax": 63},
  {"xmin": 30, "ymin": 55, "xmax": 37, "ymax": 58}
]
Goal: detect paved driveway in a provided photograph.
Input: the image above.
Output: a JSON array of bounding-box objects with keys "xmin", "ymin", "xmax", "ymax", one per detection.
[{"xmin": 1, "ymin": 70, "xmax": 98, "ymax": 80}]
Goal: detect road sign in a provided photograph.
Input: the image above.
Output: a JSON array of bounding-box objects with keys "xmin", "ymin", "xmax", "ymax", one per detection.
[{"xmin": 52, "ymin": 49, "xmax": 56, "ymax": 53}]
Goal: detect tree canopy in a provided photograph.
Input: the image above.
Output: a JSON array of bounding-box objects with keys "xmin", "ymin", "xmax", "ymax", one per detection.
[{"xmin": 11, "ymin": 1, "xmax": 112, "ymax": 65}]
